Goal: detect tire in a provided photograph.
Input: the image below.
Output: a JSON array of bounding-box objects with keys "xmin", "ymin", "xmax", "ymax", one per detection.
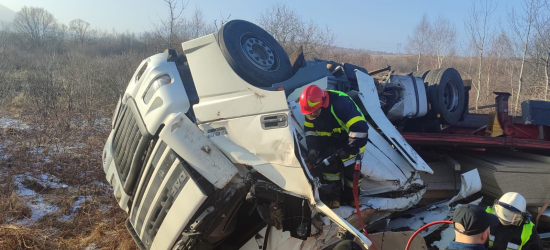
[
  {"xmin": 217, "ymin": 20, "xmax": 293, "ymax": 87},
  {"xmin": 412, "ymin": 70, "xmax": 430, "ymax": 80},
  {"xmin": 425, "ymin": 68, "xmax": 465, "ymax": 124}
]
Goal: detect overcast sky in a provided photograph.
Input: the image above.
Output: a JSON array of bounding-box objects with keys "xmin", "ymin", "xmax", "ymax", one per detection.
[{"xmin": 0, "ymin": 0, "xmax": 524, "ymax": 53}]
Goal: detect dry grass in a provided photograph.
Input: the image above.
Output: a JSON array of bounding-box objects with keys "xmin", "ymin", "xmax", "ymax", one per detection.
[{"xmin": 0, "ymin": 110, "xmax": 137, "ymax": 250}]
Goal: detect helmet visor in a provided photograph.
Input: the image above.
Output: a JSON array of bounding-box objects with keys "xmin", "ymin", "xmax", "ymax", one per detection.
[{"xmin": 493, "ymin": 201, "xmax": 523, "ymax": 226}]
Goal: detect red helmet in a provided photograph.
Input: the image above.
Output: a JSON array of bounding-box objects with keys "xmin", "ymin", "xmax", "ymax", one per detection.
[{"xmin": 299, "ymin": 85, "xmax": 329, "ymax": 114}]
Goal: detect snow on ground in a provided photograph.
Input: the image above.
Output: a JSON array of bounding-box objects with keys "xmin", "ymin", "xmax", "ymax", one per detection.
[
  {"xmin": 0, "ymin": 117, "xmax": 30, "ymax": 130},
  {"xmin": 12, "ymin": 173, "xmax": 70, "ymax": 225},
  {"xmin": 13, "ymin": 174, "xmax": 62, "ymax": 225},
  {"xmin": 59, "ymin": 196, "xmax": 92, "ymax": 221}
]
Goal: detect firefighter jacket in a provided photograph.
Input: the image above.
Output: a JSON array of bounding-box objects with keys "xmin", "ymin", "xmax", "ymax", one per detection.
[
  {"xmin": 304, "ymin": 90, "xmax": 369, "ymax": 166},
  {"xmin": 486, "ymin": 206, "xmax": 542, "ymax": 250}
]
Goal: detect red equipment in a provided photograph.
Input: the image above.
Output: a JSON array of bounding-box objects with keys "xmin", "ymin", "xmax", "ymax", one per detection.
[
  {"xmin": 352, "ymin": 158, "xmax": 378, "ymax": 250},
  {"xmin": 404, "ymin": 220, "xmax": 453, "ymax": 250}
]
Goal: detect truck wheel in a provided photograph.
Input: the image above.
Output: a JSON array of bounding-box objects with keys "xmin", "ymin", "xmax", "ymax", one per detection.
[
  {"xmin": 425, "ymin": 68, "xmax": 465, "ymax": 124},
  {"xmin": 217, "ymin": 20, "xmax": 293, "ymax": 87},
  {"xmin": 412, "ymin": 70, "xmax": 430, "ymax": 80}
]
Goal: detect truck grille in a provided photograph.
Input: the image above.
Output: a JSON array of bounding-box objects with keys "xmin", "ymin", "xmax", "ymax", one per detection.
[
  {"xmin": 111, "ymin": 99, "xmax": 153, "ymax": 195},
  {"xmin": 113, "ymin": 105, "xmax": 142, "ymax": 183}
]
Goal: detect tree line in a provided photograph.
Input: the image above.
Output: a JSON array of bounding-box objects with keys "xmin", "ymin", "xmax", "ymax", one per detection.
[
  {"xmin": 1, "ymin": 0, "xmax": 549, "ymax": 120},
  {"xmin": 406, "ymin": 0, "xmax": 550, "ymax": 113}
]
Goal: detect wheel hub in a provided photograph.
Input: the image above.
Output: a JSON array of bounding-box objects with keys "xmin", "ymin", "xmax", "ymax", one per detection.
[
  {"xmin": 241, "ymin": 36, "xmax": 276, "ymax": 71},
  {"xmin": 443, "ymin": 81, "xmax": 459, "ymax": 112}
]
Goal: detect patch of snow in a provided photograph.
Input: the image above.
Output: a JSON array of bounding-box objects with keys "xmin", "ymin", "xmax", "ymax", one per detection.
[
  {"xmin": 99, "ymin": 204, "xmax": 111, "ymax": 213},
  {"xmin": 0, "ymin": 117, "xmax": 30, "ymax": 130},
  {"xmin": 15, "ymin": 195, "xmax": 59, "ymax": 226},
  {"xmin": 83, "ymin": 180, "xmax": 109, "ymax": 188},
  {"xmin": 59, "ymin": 196, "xmax": 91, "ymax": 221},
  {"xmin": 14, "ymin": 173, "xmax": 69, "ymax": 189},
  {"xmin": 13, "ymin": 174, "xmax": 66, "ymax": 225}
]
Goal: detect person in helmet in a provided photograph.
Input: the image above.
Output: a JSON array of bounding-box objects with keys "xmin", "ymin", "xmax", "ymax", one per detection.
[
  {"xmin": 486, "ymin": 192, "xmax": 542, "ymax": 250},
  {"xmin": 299, "ymin": 84, "xmax": 369, "ymax": 208}
]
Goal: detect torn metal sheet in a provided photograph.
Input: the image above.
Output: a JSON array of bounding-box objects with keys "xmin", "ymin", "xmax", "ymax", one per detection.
[
  {"xmin": 356, "ymin": 71, "xmax": 433, "ymax": 174},
  {"xmin": 447, "ymin": 169, "xmax": 482, "ymax": 204},
  {"xmin": 160, "ymin": 113, "xmax": 238, "ymax": 189},
  {"xmin": 201, "ymin": 113, "xmax": 316, "ymax": 204}
]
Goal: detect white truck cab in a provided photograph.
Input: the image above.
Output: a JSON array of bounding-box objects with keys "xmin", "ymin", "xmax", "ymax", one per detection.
[{"xmin": 102, "ymin": 20, "xmax": 445, "ymax": 250}]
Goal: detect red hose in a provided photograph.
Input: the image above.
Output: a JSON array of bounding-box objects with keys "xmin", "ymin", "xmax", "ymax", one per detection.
[
  {"xmin": 353, "ymin": 160, "xmax": 378, "ymax": 250},
  {"xmin": 404, "ymin": 220, "xmax": 453, "ymax": 250}
]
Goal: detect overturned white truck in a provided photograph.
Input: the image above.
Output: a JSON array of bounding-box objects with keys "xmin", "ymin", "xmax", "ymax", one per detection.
[{"xmin": 102, "ymin": 20, "xmax": 470, "ymax": 250}]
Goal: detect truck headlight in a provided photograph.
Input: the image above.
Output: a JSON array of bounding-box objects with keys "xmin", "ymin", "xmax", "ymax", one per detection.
[{"xmin": 143, "ymin": 74, "xmax": 172, "ymax": 104}]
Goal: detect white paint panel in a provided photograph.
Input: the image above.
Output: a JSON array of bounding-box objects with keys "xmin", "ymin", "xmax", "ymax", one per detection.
[
  {"xmin": 160, "ymin": 113, "xmax": 238, "ymax": 189},
  {"xmin": 151, "ymin": 178, "xmax": 207, "ymax": 250},
  {"xmin": 182, "ymin": 34, "xmax": 289, "ymax": 123},
  {"xmin": 201, "ymin": 113, "xmax": 315, "ymax": 203}
]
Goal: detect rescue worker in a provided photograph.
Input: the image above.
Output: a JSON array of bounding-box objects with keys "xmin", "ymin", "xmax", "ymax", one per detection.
[
  {"xmin": 447, "ymin": 204, "xmax": 499, "ymax": 250},
  {"xmin": 486, "ymin": 192, "xmax": 542, "ymax": 250},
  {"xmin": 299, "ymin": 84, "xmax": 369, "ymax": 208}
]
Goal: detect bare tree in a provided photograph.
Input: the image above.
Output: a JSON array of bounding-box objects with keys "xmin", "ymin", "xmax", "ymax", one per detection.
[
  {"xmin": 464, "ymin": 0, "xmax": 497, "ymax": 110},
  {"xmin": 406, "ymin": 14, "xmax": 431, "ymax": 71},
  {"xmin": 430, "ymin": 15, "xmax": 456, "ymax": 68},
  {"xmin": 69, "ymin": 19, "xmax": 91, "ymax": 44},
  {"xmin": 149, "ymin": 0, "xmax": 187, "ymax": 49},
  {"xmin": 182, "ymin": 7, "xmax": 216, "ymax": 41},
  {"xmin": 532, "ymin": 0, "xmax": 550, "ymax": 100},
  {"xmin": 509, "ymin": 0, "xmax": 539, "ymax": 112},
  {"xmin": 258, "ymin": 3, "xmax": 335, "ymax": 60},
  {"xmin": 13, "ymin": 6, "xmax": 58, "ymax": 47}
]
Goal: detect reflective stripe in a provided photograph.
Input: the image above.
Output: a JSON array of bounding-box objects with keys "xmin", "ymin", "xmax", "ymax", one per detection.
[
  {"xmin": 328, "ymin": 90, "xmax": 366, "ymax": 133},
  {"xmin": 489, "ymin": 235, "xmax": 495, "ymax": 248},
  {"xmin": 308, "ymin": 99, "xmax": 320, "ymax": 107},
  {"xmin": 346, "ymin": 116, "xmax": 366, "ymax": 128},
  {"xmin": 333, "ymin": 128, "xmax": 342, "ymax": 133},
  {"xmin": 305, "ymin": 131, "xmax": 318, "ymax": 137},
  {"xmin": 305, "ymin": 131, "xmax": 333, "ymax": 137},
  {"xmin": 341, "ymin": 146, "xmax": 367, "ymax": 166},
  {"xmin": 345, "ymin": 178, "xmax": 362, "ymax": 188},
  {"xmin": 486, "ymin": 206, "xmax": 494, "ymax": 214},
  {"xmin": 304, "ymin": 121, "xmax": 314, "ymax": 128},
  {"xmin": 507, "ymin": 242, "xmax": 520, "ymax": 250},
  {"xmin": 349, "ymin": 132, "xmax": 367, "ymax": 138},
  {"xmin": 519, "ymin": 222, "xmax": 534, "ymax": 250},
  {"xmin": 322, "ymin": 172, "xmax": 341, "ymax": 181},
  {"xmin": 316, "ymin": 131, "xmax": 332, "ymax": 136},
  {"xmin": 343, "ymin": 157, "xmax": 356, "ymax": 167}
]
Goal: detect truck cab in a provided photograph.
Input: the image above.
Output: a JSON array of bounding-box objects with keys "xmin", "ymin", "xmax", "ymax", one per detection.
[{"xmin": 102, "ymin": 20, "xmax": 438, "ymax": 250}]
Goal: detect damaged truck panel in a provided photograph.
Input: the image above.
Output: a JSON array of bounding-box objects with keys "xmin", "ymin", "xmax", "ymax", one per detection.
[
  {"xmin": 356, "ymin": 72, "xmax": 433, "ymax": 174},
  {"xmin": 160, "ymin": 113, "xmax": 238, "ymax": 189},
  {"xmin": 200, "ymin": 111, "xmax": 316, "ymax": 204}
]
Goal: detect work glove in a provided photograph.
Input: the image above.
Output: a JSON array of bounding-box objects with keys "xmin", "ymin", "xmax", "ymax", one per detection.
[
  {"xmin": 336, "ymin": 148, "xmax": 350, "ymax": 160},
  {"xmin": 307, "ymin": 149, "xmax": 319, "ymax": 164}
]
